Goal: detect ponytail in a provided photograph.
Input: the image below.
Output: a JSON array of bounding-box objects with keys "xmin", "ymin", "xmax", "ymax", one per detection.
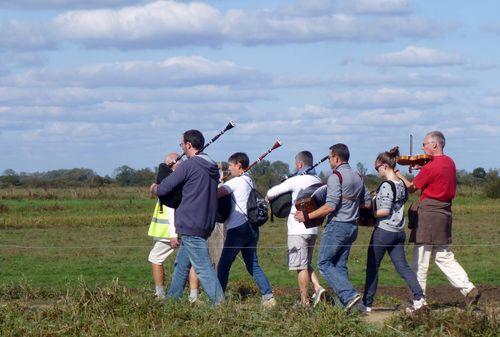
[{"xmin": 375, "ymin": 146, "xmax": 400, "ymax": 168}]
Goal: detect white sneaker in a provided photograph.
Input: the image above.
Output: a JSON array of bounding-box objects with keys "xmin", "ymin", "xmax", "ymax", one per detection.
[
  {"xmin": 262, "ymin": 297, "xmax": 277, "ymax": 309},
  {"xmin": 345, "ymin": 294, "xmax": 361, "ymax": 310},
  {"xmin": 188, "ymin": 295, "xmax": 198, "ymax": 304},
  {"xmin": 406, "ymin": 298, "xmax": 427, "ymax": 314},
  {"xmin": 312, "ymin": 287, "xmax": 326, "ymax": 307},
  {"xmin": 359, "ymin": 303, "xmax": 372, "ymax": 314}
]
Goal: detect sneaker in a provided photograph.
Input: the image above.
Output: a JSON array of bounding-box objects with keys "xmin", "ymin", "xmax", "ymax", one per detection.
[
  {"xmin": 312, "ymin": 287, "xmax": 326, "ymax": 307},
  {"xmin": 345, "ymin": 294, "xmax": 361, "ymax": 310},
  {"xmin": 154, "ymin": 293, "xmax": 166, "ymax": 300},
  {"xmin": 405, "ymin": 297, "xmax": 427, "ymax": 314},
  {"xmin": 188, "ymin": 295, "xmax": 198, "ymax": 304},
  {"xmin": 292, "ymin": 300, "xmax": 310, "ymax": 309},
  {"xmin": 262, "ymin": 297, "xmax": 277, "ymax": 309},
  {"xmin": 358, "ymin": 302, "xmax": 372, "ymax": 314},
  {"xmin": 465, "ymin": 288, "xmax": 481, "ymax": 307}
]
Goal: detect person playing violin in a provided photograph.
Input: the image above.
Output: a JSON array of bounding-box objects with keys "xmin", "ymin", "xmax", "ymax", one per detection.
[{"xmin": 396, "ymin": 131, "xmax": 480, "ymax": 306}]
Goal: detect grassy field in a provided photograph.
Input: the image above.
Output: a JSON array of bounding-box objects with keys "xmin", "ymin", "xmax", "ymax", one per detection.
[{"xmin": 0, "ymin": 186, "xmax": 499, "ymax": 336}]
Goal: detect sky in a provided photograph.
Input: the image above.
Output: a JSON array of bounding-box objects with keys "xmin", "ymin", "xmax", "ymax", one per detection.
[{"xmin": 1, "ymin": 0, "xmax": 499, "ymax": 176}]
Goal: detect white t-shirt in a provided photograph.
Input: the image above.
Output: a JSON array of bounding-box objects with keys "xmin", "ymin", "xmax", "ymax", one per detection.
[
  {"xmin": 267, "ymin": 174, "xmax": 321, "ymax": 235},
  {"xmin": 222, "ymin": 173, "xmax": 253, "ymax": 230}
]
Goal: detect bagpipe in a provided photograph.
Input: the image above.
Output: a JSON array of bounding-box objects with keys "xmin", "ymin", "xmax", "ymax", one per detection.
[
  {"xmin": 156, "ymin": 121, "xmax": 236, "ymax": 209},
  {"xmin": 216, "ymin": 140, "xmax": 282, "ymax": 223},
  {"xmin": 269, "ymin": 155, "xmax": 329, "ymax": 220}
]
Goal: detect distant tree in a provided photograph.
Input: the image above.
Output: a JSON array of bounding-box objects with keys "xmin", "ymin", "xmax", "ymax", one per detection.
[
  {"xmin": 472, "ymin": 167, "xmax": 487, "ymax": 180},
  {"xmin": 115, "ymin": 165, "xmax": 136, "ymax": 186},
  {"xmin": 133, "ymin": 168, "xmax": 155, "ymax": 185},
  {"xmin": 2, "ymin": 169, "xmax": 16, "ymax": 176},
  {"xmin": 486, "ymin": 169, "xmax": 499, "ymax": 181},
  {"xmin": 356, "ymin": 162, "xmax": 368, "ymax": 176},
  {"xmin": 249, "ymin": 160, "xmax": 271, "ymax": 177},
  {"xmin": 270, "ymin": 161, "xmax": 290, "ymax": 177},
  {"xmin": 0, "ymin": 169, "xmax": 20, "ymax": 186}
]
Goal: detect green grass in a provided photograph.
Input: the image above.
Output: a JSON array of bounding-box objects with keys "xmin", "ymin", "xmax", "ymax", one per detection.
[
  {"xmin": 0, "ymin": 282, "xmax": 498, "ymax": 337},
  {"xmin": 0, "ymin": 187, "xmax": 498, "ymax": 336},
  {"xmin": 0, "ymin": 187, "xmax": 499, "ymax": 291}
]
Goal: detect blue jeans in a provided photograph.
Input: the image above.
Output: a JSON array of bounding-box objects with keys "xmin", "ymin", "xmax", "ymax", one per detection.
[
  {"xmin": 317, "ymin": 220, "xmax": 358, "ymax": 306},
  {"xmin": 363, "ymin": 227, "xmax": 424, "ymax": 307},
  {"xmin": 217, "ymin": 222, "xmax": 273, "ymax": 299},
  {"xmin": 167, "ymin": 235, "xmax": 224, "ymax": 305}
]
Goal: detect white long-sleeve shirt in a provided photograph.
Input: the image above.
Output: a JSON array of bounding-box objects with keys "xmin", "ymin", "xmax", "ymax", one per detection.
[{"xmin": 267, "ymin": 174, "xmax": 322, "ymax": 235}]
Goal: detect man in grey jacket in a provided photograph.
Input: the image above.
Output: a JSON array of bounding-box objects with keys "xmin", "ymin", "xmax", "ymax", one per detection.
[
  {"xmin": 295, "ymin": 144, "xmax": 371, "ymax": 309},
  {"xmin": 150, "ymin": 129, "xmax": 224, "ymax": 305}
]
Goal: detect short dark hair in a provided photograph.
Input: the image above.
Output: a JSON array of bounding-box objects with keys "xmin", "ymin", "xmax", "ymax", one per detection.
[
  {"xmin": 329, "ymin": 143, "xmax": 350, "ymax": 162},
  {"xmin": 228, "ymin": 152, "xmax": 249, "ymax": 169},
  {"xmin": 183, "ymin": 129, "xmax": 204, "ymax": 150},
  {"xmin": 295, "ymin": 151, "xmax": 313, "ymax": 167}
]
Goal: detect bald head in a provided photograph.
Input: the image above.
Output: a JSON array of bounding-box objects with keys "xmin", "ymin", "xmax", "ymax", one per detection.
[{"xmin": 164, "ymin": 152, "xmax": 181, "ymax": 170}]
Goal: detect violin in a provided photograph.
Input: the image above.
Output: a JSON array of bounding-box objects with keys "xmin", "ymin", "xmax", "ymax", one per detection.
[{"xmin": 396, "ymin": 154, "xmax": 433, "ymax": 167}]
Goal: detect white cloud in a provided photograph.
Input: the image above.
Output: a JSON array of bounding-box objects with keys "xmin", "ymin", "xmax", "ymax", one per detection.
[
  {"xmin": 0, "ymin": 56, "xmax": 266, "ymax": 88},
  {"xmin": 283, "ymin": 0, "xmax": 411, "ymax": 16},
  {"xmin": 0, "ymin": 1, "xmax": 445, "ymax": 51},
  {"xmin": 0, "ymin": 0, "xmax": 143, "ymax": 10},
  {"xmin": 0, "ymin": 20, "xmax": 55, "ymax": 51},
  {"xmin": 348, "ymin": 0, "xmax": 411, "ymax": 15},
  {"xmin": 481, "ymin": 93, "xmax": 500, "ymax": 108},
  {"xmin": 483, "ymin": 23, "xmax": 500, "ymax": 37},
  {"xmin": 366, "ymin": 46, "xmax": 464, "ymax": 67},
  {"xmin": 53, "ymin": 1, "xmax": 225, "ymax": 48},
  {"xmin": 334, "ymin": 72, "xmax": 471, "ymax": 87},
  {"xmin": 4, "ymin": 52, "xmax": 49, "ymax": 68},
  {"xmin": 330, "ymin": 88, "xmax": 450, "ymax": 108}
]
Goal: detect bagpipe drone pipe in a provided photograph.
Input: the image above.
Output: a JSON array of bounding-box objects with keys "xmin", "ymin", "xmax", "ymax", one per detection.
[{"xmin": 215, "ymin": 140, "xmax": 283, "ymax": 223}]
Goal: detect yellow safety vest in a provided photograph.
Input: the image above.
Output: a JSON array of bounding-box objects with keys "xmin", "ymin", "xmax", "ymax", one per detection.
[{"xmin": 148, "ymin": 201, "xmax": 176, "ymax": 238}]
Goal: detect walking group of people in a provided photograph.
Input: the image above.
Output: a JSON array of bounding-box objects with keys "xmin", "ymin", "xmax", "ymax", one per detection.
[{"xmin": 147, "ymin": 129, "xmax": 481, "ymax": 312}]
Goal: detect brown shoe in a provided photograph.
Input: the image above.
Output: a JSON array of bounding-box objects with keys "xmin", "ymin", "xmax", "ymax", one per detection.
[{"xmin": 465, "ymin": 288, "xmax": 481, "ymax": 307}]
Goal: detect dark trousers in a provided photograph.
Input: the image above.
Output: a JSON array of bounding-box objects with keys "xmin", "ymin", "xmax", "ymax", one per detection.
[
  {"xmin": 363, "ymin": 227, "xmax": 424, "ymax": 307},
  {"xmin": 217, "ymin": 222, "xmax": 273, "ymax": 298}
]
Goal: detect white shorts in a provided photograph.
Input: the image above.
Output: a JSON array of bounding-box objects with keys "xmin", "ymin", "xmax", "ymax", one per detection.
[
  {"xmin": 148, "ymin": 239, "xmax": 175, "ymax": 265},
  {"xmin": 287, "ymin": 234, "xmax": 317, "ymax": 270}
]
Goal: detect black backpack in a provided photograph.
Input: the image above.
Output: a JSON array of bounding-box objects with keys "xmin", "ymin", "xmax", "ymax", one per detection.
[{"xmin": 246, "ymin": 187, "xmax": 269, "ymax": 227}]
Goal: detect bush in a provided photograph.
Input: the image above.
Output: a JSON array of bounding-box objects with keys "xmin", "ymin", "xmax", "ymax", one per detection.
[{"xmin": 484, "ymin": 178, "xmax": 500, "ymax": 199}]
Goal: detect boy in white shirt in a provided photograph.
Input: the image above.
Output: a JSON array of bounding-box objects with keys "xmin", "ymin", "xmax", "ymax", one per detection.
[
  {"xmin": 267, "ymin": 151, "xmax": 325, "ymax": 306},
  {"xmin": 217, "ymin": 152, "xmax": 276, "ymax": 308}
]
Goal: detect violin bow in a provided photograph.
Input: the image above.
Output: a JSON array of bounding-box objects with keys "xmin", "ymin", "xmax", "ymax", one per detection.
[
  {"xmin": 409, "ymin": 134, "xmax": 413, "ymax": 174},
  {"xmin": 168, "ymin": 121, "xmax": 236, "ymax": 168}
]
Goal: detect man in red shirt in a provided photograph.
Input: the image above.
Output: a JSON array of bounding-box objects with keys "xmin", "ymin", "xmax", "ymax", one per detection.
[{"xmin": 397, "ymin": 131, "xmax": 480, "ymax": 306}]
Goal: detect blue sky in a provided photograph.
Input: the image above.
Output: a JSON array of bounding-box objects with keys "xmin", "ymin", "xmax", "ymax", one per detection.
[{"xmin": 1, "ymin": 0, "xmax": 499, "ymax": 175}]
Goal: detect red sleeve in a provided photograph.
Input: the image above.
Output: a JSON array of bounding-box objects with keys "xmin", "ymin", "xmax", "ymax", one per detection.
[{"xmin": 413, "ymin": 165, "xmax": 430, "ymax": 191}]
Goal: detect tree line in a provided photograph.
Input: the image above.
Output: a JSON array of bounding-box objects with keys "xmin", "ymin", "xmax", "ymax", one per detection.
[{"xmin": 1, "ymin": 162, "xmax": 499, "ymax": 198}]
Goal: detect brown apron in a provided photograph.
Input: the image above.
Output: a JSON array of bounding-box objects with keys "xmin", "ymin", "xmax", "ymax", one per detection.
[{"xmin": 408, "ymin": 198, "xmax": 452, "ymax": 245}]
